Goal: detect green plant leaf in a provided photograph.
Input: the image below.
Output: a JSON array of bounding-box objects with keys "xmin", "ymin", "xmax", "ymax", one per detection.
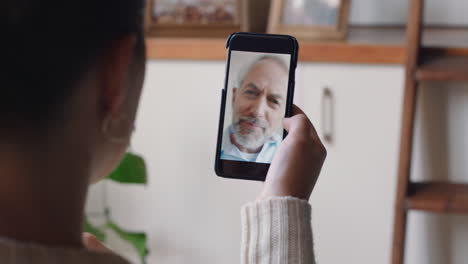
[
  {"xmin": 84, "ymin": 218, "xmax": 106, "ymax": 242},
  {"xmin": 107, "ymin": 220, "xmax": 149, "ymax": 263},
  {"xmin": 108, "ymin": 152, "xmax": 147, "ymax": 184}
]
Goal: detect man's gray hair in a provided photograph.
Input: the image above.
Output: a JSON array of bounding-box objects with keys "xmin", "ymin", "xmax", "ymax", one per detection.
[{"xmin": 235, "ymin": 55, "xmax": 289, "ymax": 88}]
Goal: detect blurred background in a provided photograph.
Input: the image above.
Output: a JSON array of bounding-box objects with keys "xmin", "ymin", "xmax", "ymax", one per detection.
[{"xmin": 86, "ymin": 0, "xmax": 468, "ymax": 263}]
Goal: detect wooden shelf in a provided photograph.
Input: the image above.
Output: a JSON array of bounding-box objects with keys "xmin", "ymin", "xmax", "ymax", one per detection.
[
  {"xmin": 417, "ymin": 49, "xmax": 468, "ymax": 81},
  {"xmin": 146, "ymin": 26, "xmax": 468, "ymax": 64},
  {"xmin": 406, "ymin": 182, "xmax": 468, "ymax": 214}
]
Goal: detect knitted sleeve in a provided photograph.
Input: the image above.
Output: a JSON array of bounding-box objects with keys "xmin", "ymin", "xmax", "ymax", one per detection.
[{"xmin": 241, "ymin": 197, "xmax": 316, "ymax": 264}]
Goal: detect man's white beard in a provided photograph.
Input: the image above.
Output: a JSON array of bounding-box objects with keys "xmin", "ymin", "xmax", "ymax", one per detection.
[
  {"xmin": 232, "ymin": 117, "xmax": 270, "ymax": 152},
  {"xmin": 232, "ymin": 128, "xmax": 267, "ymax": 151}
]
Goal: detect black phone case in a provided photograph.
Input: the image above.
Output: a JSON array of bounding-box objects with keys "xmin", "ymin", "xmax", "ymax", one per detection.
[{"xmin": 215, "ymin": 32, "xmax": 299, "ymax": 181}]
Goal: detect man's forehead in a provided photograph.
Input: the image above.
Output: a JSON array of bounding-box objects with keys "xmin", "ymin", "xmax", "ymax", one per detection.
[
  {"xmin": 253, "ymin": 58, "xmax": 288, "ymax": 73},
  {"xmin": 242, "ymin": 60, "xmax": 288, "ymax": 94}
]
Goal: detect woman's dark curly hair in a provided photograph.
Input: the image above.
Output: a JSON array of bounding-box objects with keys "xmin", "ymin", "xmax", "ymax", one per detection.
[{"xmin": 1, "ymin": 0, "xmax": 145, "ymax": 128}]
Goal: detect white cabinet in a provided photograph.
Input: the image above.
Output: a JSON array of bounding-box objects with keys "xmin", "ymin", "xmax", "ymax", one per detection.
[
  {"xmin": 96, "ymin": 61, "xmax": 264, "ymax": 264},
  {"xmin": 86, "ymin": 61, "xmax": 405, "ymax": 264},
  {"xmin": 297, "ymin": 64, "xmax": 404, "ymax": 264}
]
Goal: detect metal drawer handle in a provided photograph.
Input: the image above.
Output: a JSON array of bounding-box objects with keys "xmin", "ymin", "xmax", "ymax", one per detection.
[{"xmin": 321, "ymin": 87, "xmax": 334, "ymax": 143}]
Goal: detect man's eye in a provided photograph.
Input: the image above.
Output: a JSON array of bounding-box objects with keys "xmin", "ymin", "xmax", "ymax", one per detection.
[
  {"xmin": 269, "ymin": 98, "xmax": 280, "ymax": 105},
  {"xmin": 245, "ymin": 90, "xmax": 257, "ymax": 95}
]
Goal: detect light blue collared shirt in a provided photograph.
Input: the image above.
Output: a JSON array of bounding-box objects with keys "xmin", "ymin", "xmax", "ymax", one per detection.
[{"xmin": 220, "ymin": 125, "xmax": 282, "ymax": 164}]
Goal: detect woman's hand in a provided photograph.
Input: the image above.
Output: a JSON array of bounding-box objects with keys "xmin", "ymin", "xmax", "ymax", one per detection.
[{"xmin": 258, "ymin": 105, "xmax": 327, "ymax": 201}]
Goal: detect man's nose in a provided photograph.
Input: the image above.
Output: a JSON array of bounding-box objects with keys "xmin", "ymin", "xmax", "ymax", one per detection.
[{"xmin": 250, "ymin": 97, "xmax": 268, "ymax": 119}]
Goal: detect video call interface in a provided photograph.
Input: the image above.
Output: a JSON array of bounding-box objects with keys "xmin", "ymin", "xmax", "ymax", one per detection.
[{"xmin": 220, "ymin": 51, "xmax": 291, "ymax": 164}]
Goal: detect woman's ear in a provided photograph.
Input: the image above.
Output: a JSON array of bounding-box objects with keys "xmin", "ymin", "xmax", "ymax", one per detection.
[{"xmin": 98, "ymin": 35, "xmax": 136, "ymax": 118}]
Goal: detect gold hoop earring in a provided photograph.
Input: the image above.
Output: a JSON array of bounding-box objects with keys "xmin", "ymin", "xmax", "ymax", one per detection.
[{"xmin": 101, "ymin": 115, "xmax": 135, "ymax": 143}]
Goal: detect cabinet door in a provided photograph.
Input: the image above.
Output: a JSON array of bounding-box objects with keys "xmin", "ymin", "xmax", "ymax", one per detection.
[
  {"xmin": 298, "ymin": 64, "xmax": 404, "ymax": 264},
  {"xmin": 85, "ymin": 61, "xmax": 405, "ymax": 264},
  {"xmin": 97, "ymin": 61, "xmax": 264, "ymax": 264}
]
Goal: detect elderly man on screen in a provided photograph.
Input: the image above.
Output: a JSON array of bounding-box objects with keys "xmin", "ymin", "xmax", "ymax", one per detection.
[{"xmin": 221, "ymin": 56, "xmax": 289, "ymax": 163}]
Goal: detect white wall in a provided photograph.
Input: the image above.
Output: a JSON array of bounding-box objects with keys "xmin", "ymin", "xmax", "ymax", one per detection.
[{"xmin": 406, "ymin": 82, "xmax": 468, "ymax": 264}]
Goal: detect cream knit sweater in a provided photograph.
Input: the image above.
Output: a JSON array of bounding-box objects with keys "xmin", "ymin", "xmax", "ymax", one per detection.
[
  {"xmin": 0, "ymin": 197, "xmax": 315, "ymax": 264},
  {"xmin": 241, "ymin": 197, "xmax": 316, "ymax": 264}
]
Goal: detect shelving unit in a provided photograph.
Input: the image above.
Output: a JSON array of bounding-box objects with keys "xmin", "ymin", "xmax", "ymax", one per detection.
[
  {"xmin": 407, "ymin": 182, "xmax": 468, "ymax": 213},
  {"xmin": 417, "ymin": 49, "xmax": 468, "ymax": 81},
  {"xmin": 391, "ymin": 0, "xmax": 468, "ymax": 263},
  {"xmin": 146, "ymin": 26, "xmax": 468, "ymax": 64}
]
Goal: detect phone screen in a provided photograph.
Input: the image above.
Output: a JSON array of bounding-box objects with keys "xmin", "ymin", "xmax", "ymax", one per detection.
[{"xmin": 220, "ymin": 51, "xmax": 291, "ymax": 164}]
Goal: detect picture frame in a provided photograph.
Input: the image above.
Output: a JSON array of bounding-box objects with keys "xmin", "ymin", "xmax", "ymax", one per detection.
[
  {"xmin": 267, "ymin": 0, "xmax": 350, "ymax": 40},
  {"xmin": 145, "ymin": 0, "xmax": 244, "ymax": 38},
  {"xmin": 240, "ymin": 0, "xmax": 271, "ymax": 33}
]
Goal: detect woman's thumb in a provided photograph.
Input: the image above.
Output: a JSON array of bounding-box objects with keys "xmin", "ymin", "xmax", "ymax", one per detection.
[{"xmin": 283, "ymin": 117, "xmax": 293, "ymax": 133}]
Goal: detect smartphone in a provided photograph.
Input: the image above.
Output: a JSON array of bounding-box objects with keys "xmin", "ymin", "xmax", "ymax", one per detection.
[{"xmin": 215, "ymin": 32, "xmax": 298, "ymax": 181}]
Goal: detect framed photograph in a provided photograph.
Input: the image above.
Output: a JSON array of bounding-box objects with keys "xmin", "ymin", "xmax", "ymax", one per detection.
[
  {"xmin": 145, "ymin": 0, "xmax": 244, "ymax": 38},
  {"xmin": 267, "ymin": 0, "xmax": 350, "ymax": 40},
  {"xmin": 241, "ymin": 0, "xmax": 271, "ymax": 33}
]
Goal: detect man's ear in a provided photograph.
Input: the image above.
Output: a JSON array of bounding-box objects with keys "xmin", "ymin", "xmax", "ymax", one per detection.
[{"xmin": 98, "ymin": 35, "xmax": 136, "ymax": 118}]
